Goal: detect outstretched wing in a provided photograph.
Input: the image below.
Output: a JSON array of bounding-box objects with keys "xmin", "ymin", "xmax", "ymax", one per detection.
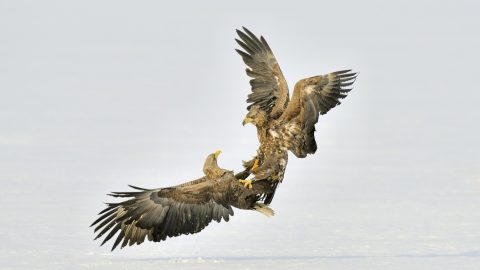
[
  {"xmin": 235, "ymin": 27, "xmax": 289, "ymax": 119},
  {"xmin": 91, "ymin": 179, "xmax": 234, "ymax": 251},
  {"xmin": 280, "ymin": 70, "xmax": 357, "ymax": 157}
]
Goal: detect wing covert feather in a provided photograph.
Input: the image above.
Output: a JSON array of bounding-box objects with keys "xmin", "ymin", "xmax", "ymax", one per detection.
[{"xmin": 281, "ymin": 70, "xmax": 358, "ymax": 156}]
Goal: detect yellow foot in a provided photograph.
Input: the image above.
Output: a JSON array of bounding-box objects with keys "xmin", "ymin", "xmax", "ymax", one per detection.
[
  {"xmin": 239, "ymin": 179, "xmax": 253, "ymax": 189},
  {"xmin": 250, "ymin": 159, "xmax": 260, "ymax": 171}
]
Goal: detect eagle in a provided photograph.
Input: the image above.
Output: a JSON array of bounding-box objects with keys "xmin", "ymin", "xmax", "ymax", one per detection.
[
  {"xmin": 92, "ymin": 28, "xmax": 357, "ymax": 250},
  {"xmin": 91, "ymin": 151, "xmax": 274, "ymax": 250},
  {"xmin": 235, "ymin": 27, "xmax": 357, "ymax": 204}
]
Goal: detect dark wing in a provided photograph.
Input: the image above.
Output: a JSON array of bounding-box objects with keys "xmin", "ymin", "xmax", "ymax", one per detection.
[
  {"xmin": 236, "ymin": 27, "xmax": 289, "ymax": 119},
  {"xmin": 280, "ymin": 70, "xmax": 357, "ymax": 157},
  {"xmin": 251, "ymin": 157, "xmax": 281, "ymax": 180},
  {"xmin": 250, "ymin": 152, "xmax": 287, "ymax": 205},
  {"xmin": 91, "ymin": 179, "xmax": 234, "ymax": 251}
]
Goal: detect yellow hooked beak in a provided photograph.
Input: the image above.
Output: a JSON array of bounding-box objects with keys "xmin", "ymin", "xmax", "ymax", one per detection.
[
  {"xmin": 214, "ymin": 150, "xmax": 222, "ymax": 158},
  {"xmin": 242, "ymin": 117, "xmax": 253, "ymax": 126}
]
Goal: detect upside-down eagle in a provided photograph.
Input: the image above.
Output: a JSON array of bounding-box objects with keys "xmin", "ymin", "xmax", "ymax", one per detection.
[{"xmin": 236, "ymin": 27, "xmax": 357, "ymax": 204}]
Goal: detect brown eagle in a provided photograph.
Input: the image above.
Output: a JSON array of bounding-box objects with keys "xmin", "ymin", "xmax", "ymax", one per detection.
[
  {"xmin": 236, "ymin": 27, "xmax": 357, "ymax": 204},
  {"xmin": 92, "ymin": 28, "xmax": 357, "ymax": 250},
  {"xmin": 91, "ymin": 151, "xmax": 273, "ymax": 250}
]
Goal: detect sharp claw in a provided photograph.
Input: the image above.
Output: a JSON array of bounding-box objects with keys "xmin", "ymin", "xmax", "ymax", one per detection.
[{"xmin": 239, "ymin": 179, "xmax": 253, "ymax": 189}]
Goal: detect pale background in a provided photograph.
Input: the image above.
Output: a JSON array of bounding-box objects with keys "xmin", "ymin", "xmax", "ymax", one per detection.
[{"xmin": 1, "ymin": 1, "xmax": 479, "ymax": 269}]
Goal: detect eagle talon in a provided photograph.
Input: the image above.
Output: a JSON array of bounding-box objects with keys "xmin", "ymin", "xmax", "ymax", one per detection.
[
  {"xmin": 239, "ymin": 179, "xmax": 253, "ymax": 189},
  {"xmin": 250, "ymin": 159, "xmax": 260, "ymax": 171}
]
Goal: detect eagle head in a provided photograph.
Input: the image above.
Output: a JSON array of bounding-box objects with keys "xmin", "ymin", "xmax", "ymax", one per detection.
[
  {"xmin": 203, "ymin": 150, "xmax": 227, "ymax": 179},
  {"xmin": 242, "ymin": 106, "xmax": 267, "ymax": 127}
]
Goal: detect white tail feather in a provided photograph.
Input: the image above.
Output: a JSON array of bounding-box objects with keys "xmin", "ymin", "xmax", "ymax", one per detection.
[{"xmin": 253, "ymin": 203, "xmax": 275, "ymax": 217}]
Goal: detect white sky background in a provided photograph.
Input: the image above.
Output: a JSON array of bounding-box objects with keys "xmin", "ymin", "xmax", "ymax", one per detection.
[{"xmin": 1, "ymin": 1, "xmax": 479, "ymax": 269}]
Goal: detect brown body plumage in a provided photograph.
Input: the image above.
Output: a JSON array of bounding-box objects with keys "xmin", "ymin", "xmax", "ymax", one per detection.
[
  {"xmin": 91, "ymin": 151, "xmax": 273, "ymax": 250},
  {"xmin": 237, "ymin": 27, "xmax": 357, "ymax": 203}
]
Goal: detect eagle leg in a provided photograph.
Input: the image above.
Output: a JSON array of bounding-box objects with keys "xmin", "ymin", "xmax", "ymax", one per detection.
[
  {"xmin": 239, "ymin": 179, "xmax": 253, "ymax": 189},
  {"xmin": 250, "ymin": 159, "xmax": 260, "ymax": 171}
]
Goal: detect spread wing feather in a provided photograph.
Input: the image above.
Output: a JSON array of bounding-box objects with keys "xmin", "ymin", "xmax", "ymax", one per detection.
[
  {"xmin": 236, "ymin": 27, "xmax": 289, "ymax": 118},
  {"xmin": 91, "ymin": 179, "xmax": 234, "ymax": 251},
  {"xmin": 281, "ymin": 70, "xmax": 358, "ymax": 157}
]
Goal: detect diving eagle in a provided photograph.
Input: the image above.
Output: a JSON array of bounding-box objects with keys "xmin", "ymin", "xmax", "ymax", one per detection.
[
  {"xmin": 91, "ymin": 151, "xmax": 273, "ymax": 250},
  {"xmin": 236, "ymin": 27, "xmax": 357, "ymax": 204}
]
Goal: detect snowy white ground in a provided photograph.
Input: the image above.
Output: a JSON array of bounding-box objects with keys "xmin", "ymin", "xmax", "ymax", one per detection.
[
  {"xmin": 1, "ymin": 146, "xmax": 479, "ymax": 270},
  {"xmin": 1, "ymin": 1, "xmax": 480, "ymax": 269}
]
